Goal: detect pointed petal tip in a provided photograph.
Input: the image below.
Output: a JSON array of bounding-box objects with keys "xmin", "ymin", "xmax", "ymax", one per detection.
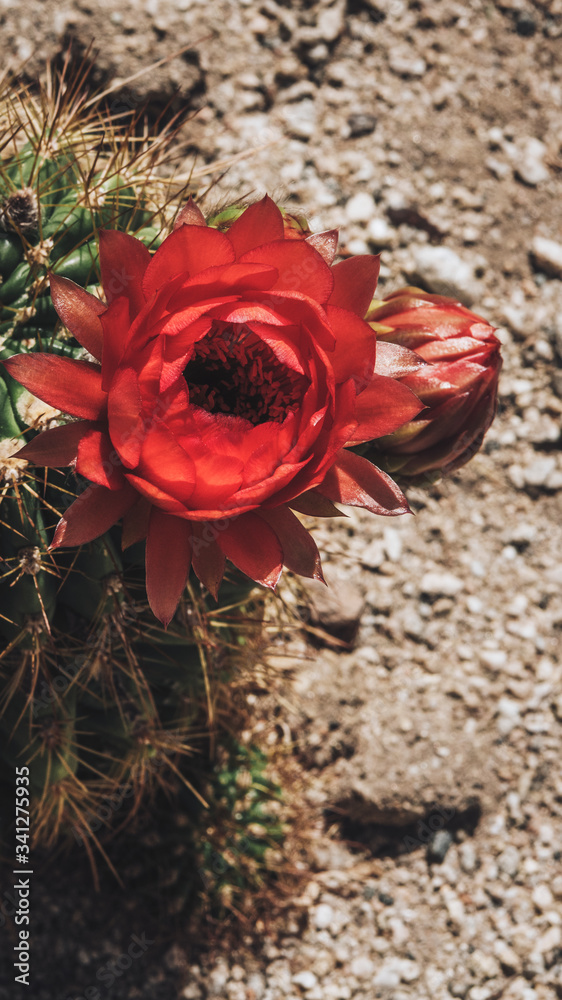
[
  {"xmin": 305, "ymin": 229, "xmax": 339, "ymax": 265},
  {"xmin": 173, "ymin": 198, "xmax": 207, "ymax": 230},
  {"xmin": 262, "ymin": 569, "xmax": 282, "ymax": 590}
]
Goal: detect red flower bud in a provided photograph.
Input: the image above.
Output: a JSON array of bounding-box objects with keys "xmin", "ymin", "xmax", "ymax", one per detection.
[{"xmin": 364, "ymin": 287, "xmax": 502, "ymax": 482}]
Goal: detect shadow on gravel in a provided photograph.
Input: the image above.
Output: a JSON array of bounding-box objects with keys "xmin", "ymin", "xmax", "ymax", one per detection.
[{"xmin": 327, "ymin": 799, "xmax": 482, "ymax": 862}]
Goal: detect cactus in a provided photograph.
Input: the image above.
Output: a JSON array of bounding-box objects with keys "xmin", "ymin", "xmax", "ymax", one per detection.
[
  {"xmin": 197, "ymin": 741, "xmax": 287, "ymax": 915},
  {"xmin": 0, "ymin": 59, "xmax": 267, "ymax": 874},
  {"xmin": 106, "ymin": 740, "xmax": 288, "ymax": 917}
]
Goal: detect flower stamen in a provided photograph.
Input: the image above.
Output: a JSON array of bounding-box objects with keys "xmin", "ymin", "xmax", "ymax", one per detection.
[{"xmin": 184, "ymin": 322, "xmax": 307, "ymax": 425}]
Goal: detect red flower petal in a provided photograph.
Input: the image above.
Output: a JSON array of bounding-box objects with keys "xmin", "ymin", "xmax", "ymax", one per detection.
[
  {"xmin": 187, "ymin": 451, "xmax": 244, "ymax": 510},
  {"xmin": 259, "ymin": 506, "xmax": 324, "ymax": 581},
  {"xmin": 226, "ymin": 196, "xmax": 284, "ymax": 257},
  {"xmin": 217, "ymin": 512, "xmax": 283, "ymax": 588},
  {"xmin": 146, "ymin": 507, "xmax": 192, "ymax": 626},
  {"xmin": 318, "ymin": 450, "xmax": 410, "ymax": 515},
  {"xmin": 76, "ymin": 427, "xmax": 125, "ymax": 490},
  {"xmin": 191, "ymin": 523, "xmax": 226, "ymax": 600},
  {"xmin": 49, "ymin": 274, "xmax": 105, "ymax": 360},
  {"xmin": 403, "ymin": 359, "xmax": 487, "ymax": 406},
  {"xmin": 99, "ymin": 230, "xmax": 151, "ymax": 315},
  {"xmin": 142, "ymin": 226, "xmax": 235, "ymax": 299},
  {"xmin": 107, "ymin": 366, "xmax": 144, "ymax": 468},
  {"xmin": 289, "ymin": 490, "xmax": 344, "ymax": 517},
  {"xmin": 122, "ymin": 497, "xmax": 152, "ymax": 548},
  {"xmin": 166, "ymin": 263, "xmax": 278, "ymax": 310},
  {"xmin": 137, "ymin": 422, "xmax": 197, "ymax": 504},
  {"xmin": 100, "ymin": 296, "xmax": 134, "ymax": 391},
  {"xmin": 349, "ymin": 373, "xmax": 425, "ymax": 442},
  {"xmin": 326, "ymin": 304, "xmax": 377, "ymax": 388},
  {"xmin": 329, "ymin": 255, "xmax": 380, "ymax": 317},
  {"xmin": 241, "ymin": 240, "xmax": 334, "ymax": 304},
  {"xmin": 374, "ymin": 341, "xmax": 427, "ymax": 378},
  {"xmin": 173, "ymin": 197, "xmax": 206, "ymax": 230},
  {"xmin": 417, "ymin": 336, "xmax": 491, "ymax": 363},
  {"xmin": 3, "ymin": 355, "xmax": 106, "ymax": 421},
  {"xmin": 51, "ymin": 483, "xmax": 137, "ymax": 548},
  {"xmin": 13, "ymin": 420, "xmax": 97, "ymax": 466},
  {"xmin": 305, "ymin": 230, "xmax": 339, "ymax": 265},
  {"xmin": 124, "ymin": 473, "xmax": 188, "ymax": 515}
]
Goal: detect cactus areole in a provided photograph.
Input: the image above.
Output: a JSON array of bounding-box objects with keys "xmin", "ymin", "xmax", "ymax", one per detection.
[{"xmin": 4, "ymin": 197, "xmax": 425, "ymax": 626}]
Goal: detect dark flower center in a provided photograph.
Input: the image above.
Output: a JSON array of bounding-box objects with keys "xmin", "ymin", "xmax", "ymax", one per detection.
[{"xmin": 184, "ymin": 322, "xmax": 307, "ymax": 425}]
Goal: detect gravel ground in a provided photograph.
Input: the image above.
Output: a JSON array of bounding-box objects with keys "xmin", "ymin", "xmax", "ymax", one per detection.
[{"xmin": 1, "ymin": 1, "xmax": 561, "ymax": 998}]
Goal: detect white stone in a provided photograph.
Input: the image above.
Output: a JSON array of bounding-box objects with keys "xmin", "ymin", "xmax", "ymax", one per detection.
[
  {"xmin": 531, "ymin": 235, "xmax": 562, "ymax": 278},
  {"xmin": 459, "ymin": 842, "xmax": 477, "ymax": 873},
  {"xmin": 445, "ymin": 894, "xmax": 465, "ymax": 926},
  {"xmin": 480, "ymin": 649, "xmax": 507, "ymax": 669},
  {"xmin": 515, "ymin": 138, "xmax": 550, "ymax": 186},
  {"xmin": 398, "ymin": 959, "xmax": 420, "ymax": 982},
  {"xmin": 497, "ymin": 845, "xmax": 520, "ymax": 877},
  {"xmin": 469, "ymin": 987, "xmax": 495, "ymax": 1000},
  {"xmin": 361, "ymin": 540, "xmax": 385, "ymax": 569},
  {"xmin": 532, "ymin": 884, "xmax": 554, "ymax": 911},
  {"xmin": 389, "ymin": 916, "xmax": 409, "ymax": 947},
  {"xmin": 345, "ymin": 192, "xmax": 375, "ymax": 223},
  {"xmin": 486, "ymin": 156, "xmax": 511, "ymax": 179},
  {"xmin": 347, "ymin": 237, "xmax": 369, "ymax": 255},
  {"xmin": 182, "ymin": 985, "xmax": 203, "ymax": 1000},
  {"xmin": 374, "ymin": 964, "xmax": 401, "ymax": 988},
  {"xmin": 317, "ymin": 4, "xmax": 344, "ymax": 41},
  {"xmin": 523, "ymin": 456, "xmax": 556, "ymax": 486},
  {"xmin": 313, "ymin": 903, "xmax": 334, "ymax": 930},
  {"xmin": 497, "ymin": 697, "xmax": 520, "ymax": 719},
  {"xmin": 389, "ymin": 53, "xmax": 426, "ymax": 77},
  {"xmin": 368, "ymin": 217, "xmax": 394, "ymax": 247},
  {"xmin": 466, "ymin": 596, "xmax": 483, "ymax": 614},
  {"xmin": 350, "ymin": 956, "xmax": 375, "ymax": 979},
  {"xmin": 409, "ymin": 244, "xmax": 481, "ymax": 305},
  {"xmin": 246, "ymin": 973, "xmax": 266, "ymax": 1000},
  {"xmin": 383, "ymin": 527, "xmax": 402, "ymax": 562},
  {"xmin": 536, "ymin": 925, "xmax": 561, "ymax": 953},
  {"xmin": 493, "ymin": 940, "xmax": 522, "ymax": 974},
  {"xmin": 283, "ymin": 100, "xmax": 317, "ymax": 140},
  {"xmin": 421, "ymin": 571, "xmax": 464, "ymax": 597},
  {"xmin": 293, "ymin": 971, "xmax": 318, "ymax": 990}
]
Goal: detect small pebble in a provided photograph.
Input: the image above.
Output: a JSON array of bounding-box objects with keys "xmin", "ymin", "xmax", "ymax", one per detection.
[
  {"xmin": 531, "ymin": 235, "xmax": 562, "ymax": 278},
  {"xmin": 532, "ymin": 884, "xmax": 554, "ymax": 911},
  {"xmin": 420, "ymin": 571, "xmax": 464, "ymax": 597},
  {"xmin": 350, "ymin": 956, "xmax": 375, "ymax": 979},
  {"xmin": 314, "ymin": 903, "xmax": 334, "ymax": 930},
  {"xmin": 409, "ymin": 245, "xmax": 481, "ymax": 305},
  {"xmin": 345, "ymin": 192, "xmax": 375, "ymax": 223},
  {"xmin": 497, "ymin": 845, "xmax": 520, "ymax": 877},
  {"xmin": 347, "ymin": 112, "xmax": 377, "ymax": 137},
  {"xmin": 293, "ymin": 970, "xmax": 318, "ymax": 990},
  {"xmin": 427, "ymin": 829, "xmax": 453, "ymax": 864},
  {"xmin": 374, "ymin": 965, "xmax": 401, "ymax": 989}
]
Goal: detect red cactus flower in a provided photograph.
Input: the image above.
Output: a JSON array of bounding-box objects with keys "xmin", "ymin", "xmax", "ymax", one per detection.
[
  {"xmin": 365, "ymin": 287, "xmax": 502, "ymax": 480},
  {"xmin": 4, "ymin": 197, "xmax": 423, "ymax": 625}
]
